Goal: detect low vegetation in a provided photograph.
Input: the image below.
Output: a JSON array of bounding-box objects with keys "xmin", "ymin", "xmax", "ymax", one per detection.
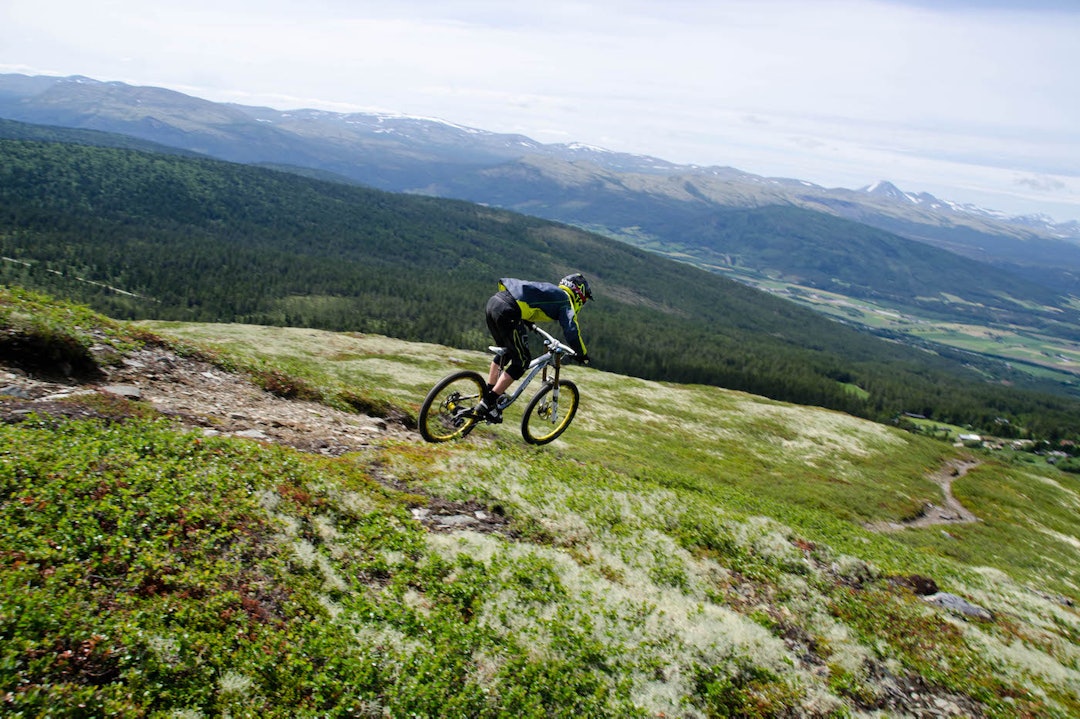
[{"xmin": 2, "ymin": 288, "xmax": 1078, "ymax": 717}]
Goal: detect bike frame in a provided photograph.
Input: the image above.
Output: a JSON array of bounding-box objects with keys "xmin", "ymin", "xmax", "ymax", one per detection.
[{"xmin": 491, "ymin": 324, "xmax": 573, "ymax": 415}]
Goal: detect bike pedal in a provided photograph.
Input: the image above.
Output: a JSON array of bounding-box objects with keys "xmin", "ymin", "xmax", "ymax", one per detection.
[{"xmin": 482, "ymin": 407, "xmax": 503, "ymax": 424}]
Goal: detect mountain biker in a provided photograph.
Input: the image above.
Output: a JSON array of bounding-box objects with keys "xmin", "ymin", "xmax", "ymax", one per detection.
[{"xmin": 477, "ymin": 274, "xmax": 592, "ymax": 422}]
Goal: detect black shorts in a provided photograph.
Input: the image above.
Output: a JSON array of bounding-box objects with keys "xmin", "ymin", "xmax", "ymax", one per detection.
[{"xmin": 485, "ymin": 291, "xmax": 531, "ymax": 380}]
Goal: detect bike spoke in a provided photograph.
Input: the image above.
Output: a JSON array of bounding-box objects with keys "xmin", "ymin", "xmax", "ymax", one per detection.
[
  {"xmin": 522, "ymin": 380, "xmax": 579, "ymax": 445},
  {"xmin": 419, "ymin": 371, "xmax": 486, "ymax": 442}
]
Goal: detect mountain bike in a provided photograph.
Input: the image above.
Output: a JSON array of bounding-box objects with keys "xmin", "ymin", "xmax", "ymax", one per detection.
[{"xmin": 419, "ymin": 323, "xmax": 580, "ymax": 445}]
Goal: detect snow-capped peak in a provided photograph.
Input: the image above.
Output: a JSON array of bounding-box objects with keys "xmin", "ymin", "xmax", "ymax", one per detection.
[
  {"xmin": 858, "ymin": 180, "xmax": 1080, "ymax": 240},
  {"xmin": 860, "ymin": 180, "xmax": 916, "ymax": 203},
  {"xmin": 563, "ymin": 142, "xmax": 614, "ymax": 154}
]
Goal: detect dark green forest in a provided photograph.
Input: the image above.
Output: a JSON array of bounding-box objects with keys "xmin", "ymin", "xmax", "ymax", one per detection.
[
  {"xmin": 3, "ymin": 137, "xmax": 1080, "ymax": 440},
  {"xmin": 650, "ymin": 204, "xmax": 1079, "ymax": 333}
]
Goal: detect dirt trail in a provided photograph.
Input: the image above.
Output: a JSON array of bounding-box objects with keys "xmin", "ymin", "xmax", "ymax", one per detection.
[
  {"xmin": 866, "ymin": 458, "xmax": 981, "ymax": 533},
  {"xmin": 0, "ymin": 344, "xmax": 516, "ymax": 536},
  {"xmin": 3, "ymin": 340, "xmax": 983, "ymax": 539}
]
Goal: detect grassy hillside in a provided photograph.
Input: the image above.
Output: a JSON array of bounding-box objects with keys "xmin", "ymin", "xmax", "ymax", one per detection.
[
  {"xmin": 2, "ymin": 288, "xmax": 1077, "ymax": 717},
  {"xmin": 3, "ymin": 138, "xmax": 1080, "ymax": 443}
]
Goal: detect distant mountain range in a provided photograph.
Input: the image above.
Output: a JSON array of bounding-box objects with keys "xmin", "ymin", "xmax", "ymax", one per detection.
[
  {"xmin": 858, "ymin": 179, "xmax": 1079, "ymax": 237},
  {"xmin": 3, "ymin": 72, "xmax": 1080, "ymax": 301},
  {"xmin": 1, "ymin": 75, "xmax": 1075, "ymax": 227}
]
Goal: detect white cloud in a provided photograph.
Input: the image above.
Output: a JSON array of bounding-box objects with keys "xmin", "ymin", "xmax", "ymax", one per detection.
[{"xmin": 1015, "ymin": 174, "xmax": 1067, "ymax": 194}]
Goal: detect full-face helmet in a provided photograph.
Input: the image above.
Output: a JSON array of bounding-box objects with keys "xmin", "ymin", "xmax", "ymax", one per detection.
[{"xmin": 559, "ymin": 273, "xmax": 593, "ymax": 304}]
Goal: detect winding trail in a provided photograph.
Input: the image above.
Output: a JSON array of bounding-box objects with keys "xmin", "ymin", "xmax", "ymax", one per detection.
[
  {"xmin": 866, "ymin": 458, "xmax": 981, "ymax": 533},
  {"xmin": 1, "ymin": 340, "xmax": 984, "ymax": 541}
]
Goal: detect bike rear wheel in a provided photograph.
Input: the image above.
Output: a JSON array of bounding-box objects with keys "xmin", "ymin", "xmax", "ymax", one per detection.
[
  {"xmin": 521, "ymin": 379, "xmax": 579, "ymax": 445},
  {"xmin": 419, "ymin": 370, "xmax": 487, "ymax": 442}
]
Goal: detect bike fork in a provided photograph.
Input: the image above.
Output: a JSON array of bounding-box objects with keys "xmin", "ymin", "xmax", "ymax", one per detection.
[{"xmin": 545, "ymin": 365, "xmax": 562, "ymax": 421}]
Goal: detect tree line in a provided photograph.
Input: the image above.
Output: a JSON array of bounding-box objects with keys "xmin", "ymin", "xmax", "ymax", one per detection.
[{"xmin": 3, "ymin": 137, "xmax": 1079, "ymax": 441}]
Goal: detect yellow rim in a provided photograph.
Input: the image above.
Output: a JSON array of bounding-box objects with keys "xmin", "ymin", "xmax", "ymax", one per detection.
[
  {"xmin": 525, "ymin": 385, "xmax": 577, "ymax": 442},
  {"xmin": 422, "ymin": 377, "xmax": 482, "ymax": 441}
]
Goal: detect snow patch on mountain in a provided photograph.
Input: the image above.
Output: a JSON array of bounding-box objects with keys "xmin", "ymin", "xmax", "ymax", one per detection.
[{"xmin": 860, "ymin": 180, "xmax": 1080, "ymax": 241}]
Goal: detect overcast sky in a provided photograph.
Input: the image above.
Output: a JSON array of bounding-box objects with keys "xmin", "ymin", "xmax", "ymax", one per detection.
[{"xmin": 3, "ymin": 0, "xmax": 1078, "ymax": 222}]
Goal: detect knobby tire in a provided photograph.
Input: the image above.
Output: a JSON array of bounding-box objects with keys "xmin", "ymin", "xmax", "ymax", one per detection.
[
  {"xmin": 419, "ymin": 370, "xmax": 486, "ymax": 442},
  {"xmin": 521, "ymin": 379, "xmax": 579, "ymax": 445}
]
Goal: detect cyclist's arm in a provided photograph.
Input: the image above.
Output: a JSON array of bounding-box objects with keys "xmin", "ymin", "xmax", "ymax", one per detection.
[{"xmin": 557, "ymin": 305, "xmax": 587, "ymax": 357}]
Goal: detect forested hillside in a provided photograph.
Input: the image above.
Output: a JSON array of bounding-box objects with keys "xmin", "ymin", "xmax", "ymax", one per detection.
[
  {"xmin": 3, "ymin": 137, "xmax": 1080, "ymax": 440},
  {"xmin": 0, "ymin": 116, "xmax": 205, "ymax": 158},
  {"xmin": 648, "ymin": 205, "xmax": 1077, "ymax": 332}
]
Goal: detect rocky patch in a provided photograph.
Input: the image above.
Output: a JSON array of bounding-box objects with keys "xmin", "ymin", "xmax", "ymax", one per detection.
[{"xmin": 0, "ymin": 343, "xmax": 515, "ymax": 536}]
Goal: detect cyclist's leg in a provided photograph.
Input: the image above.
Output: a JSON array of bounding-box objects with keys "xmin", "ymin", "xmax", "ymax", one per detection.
[
  {"xmin": 482, "ymin": 297, "xmax": 524, "ymax": 418},
  {"xmin": 486, "ymin": 295, "xmax": 528, "ymax": 396},
  {"xmin": 493, "ymin": 322, "xmax": 529, "ymax": 394},
  {"xmin": 485, "ymin": 295, "xmax": 509, "ymax": 387}
]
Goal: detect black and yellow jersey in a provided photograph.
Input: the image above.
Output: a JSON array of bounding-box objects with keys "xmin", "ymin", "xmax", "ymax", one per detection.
[{"xmin": 498, "ymin": 277, "xmax": 587, "ymax": 356}]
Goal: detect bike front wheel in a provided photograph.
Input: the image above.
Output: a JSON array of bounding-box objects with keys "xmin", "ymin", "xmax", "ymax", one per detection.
[
  {"xmin": 521, "ymin": 379, "xmax": 579, "ymax": 445},
  {"xmin": 419, "ymin": 370, "xmax": 486, "ymax": 442}
]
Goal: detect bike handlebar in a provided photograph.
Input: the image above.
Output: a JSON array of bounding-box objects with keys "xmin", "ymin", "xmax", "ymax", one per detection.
[{"xmin": 529, "ymin": 323, "xmax": 577, "ymax": 357}]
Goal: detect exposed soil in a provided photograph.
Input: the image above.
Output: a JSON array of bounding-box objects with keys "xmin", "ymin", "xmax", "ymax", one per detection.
[
  {"xmin": 864, "ymin": 458, "xmax": 981, "ymax": 533},
  {"xmin": 2, "ymin": 335, "xmax": 987, "ymax": 542},
  {"xmin": 0, "ymin": 343, "xmax": 514, "ymax": 535}
]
